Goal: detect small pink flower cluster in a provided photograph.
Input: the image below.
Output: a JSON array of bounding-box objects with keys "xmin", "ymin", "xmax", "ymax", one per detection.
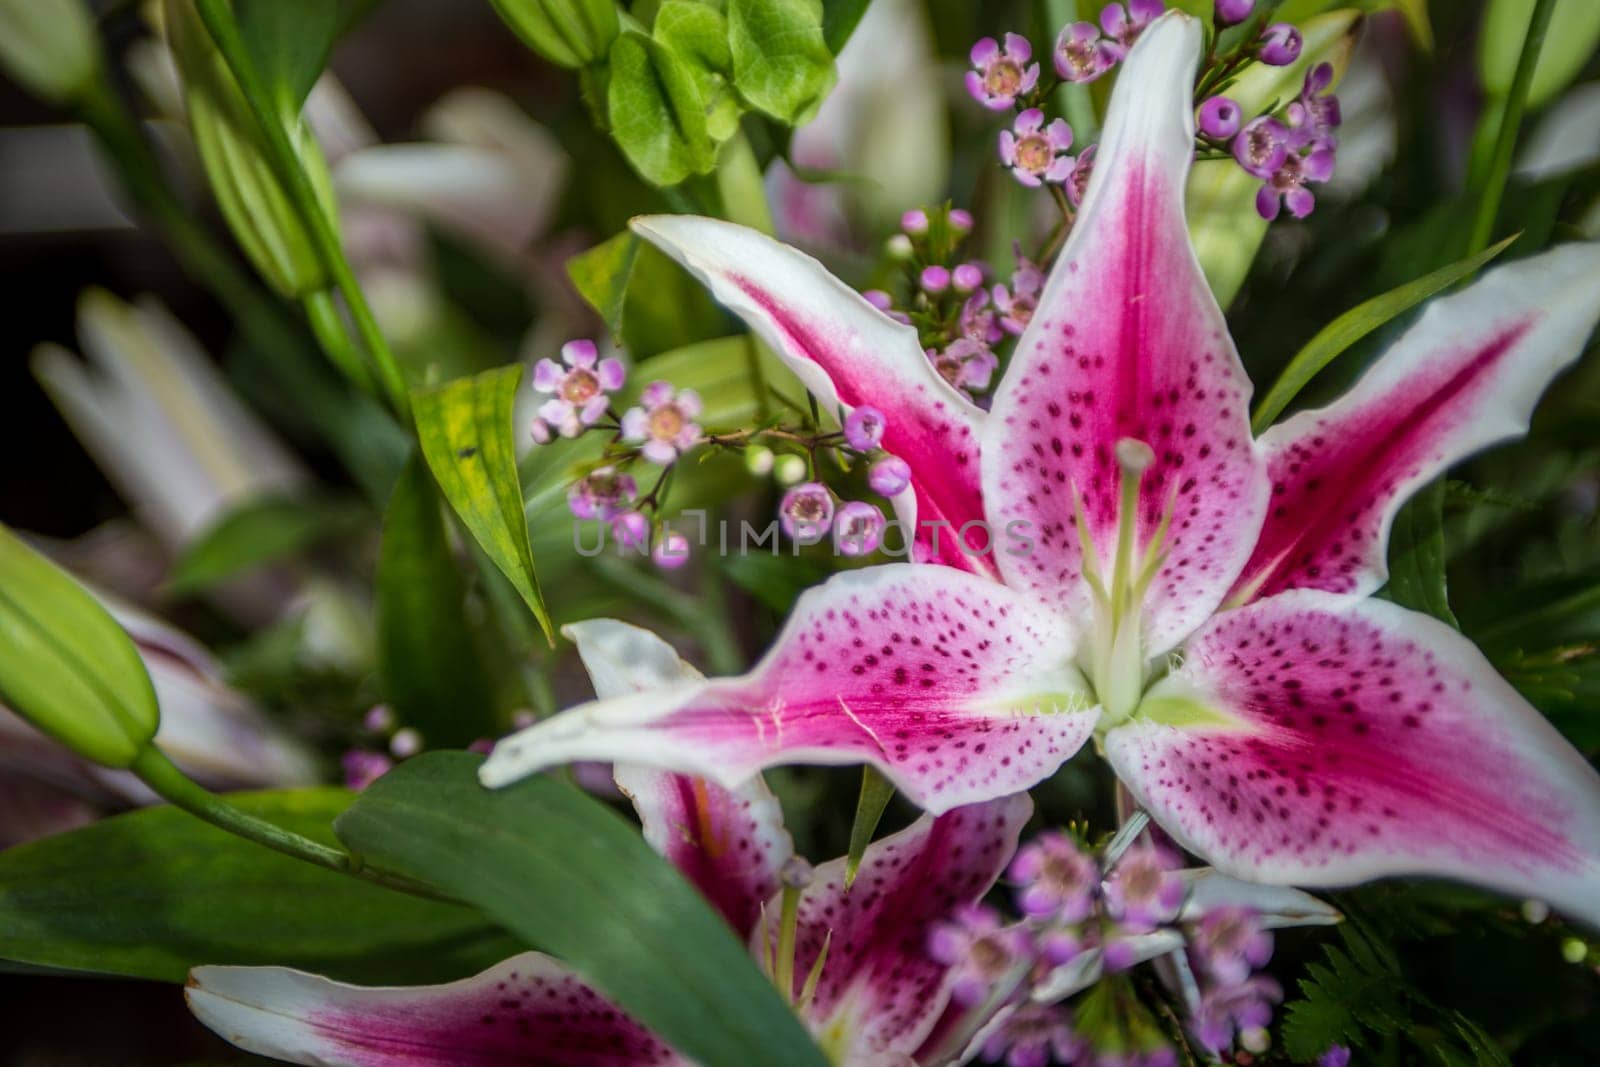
[
  {"xmin": 927, "ymin": 828, "xmax": 1286, "ymax": 1066},
  {"xmin": 775, "ymin": 405, "xmax": 904, "ymax": 557},
  {"xmin": 1199, "ymin": 60, "xmax": 1340, "ymax": 220},
  {"xmin": 862, "ymin": 209, "xmax": 1048, "ymax": 405},
  {"xmin": 966, "ymin": 3, "xmax": 1172, "ymax": 191}
]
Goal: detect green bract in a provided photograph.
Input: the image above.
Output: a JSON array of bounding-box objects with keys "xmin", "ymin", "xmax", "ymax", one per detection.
[
  {"xmin": 163, "ymin": 0, "xmax": 338, "ymax": 298},
  {"xmin": 607, "ymin": 30, "xmax": 716, "ymax": 187},
  {"xmin": 489, "ymin": 0, "xmax": 619, "ymax": 69},
  {"xmin": 0, "ymin": 0, "xmax": 99, "ymax": 104},
  {"xmin": 727, "ymin": 0, "xmax": 837, "ymax": 126},
  {"xmin": 0, "ymin": 524, "xmax": 159, "ymax": 769}
]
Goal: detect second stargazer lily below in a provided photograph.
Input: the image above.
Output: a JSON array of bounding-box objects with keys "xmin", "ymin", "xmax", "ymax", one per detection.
[{"xmin": 483, "ymin": 13, "xmax": 1600, "ymax": 926}]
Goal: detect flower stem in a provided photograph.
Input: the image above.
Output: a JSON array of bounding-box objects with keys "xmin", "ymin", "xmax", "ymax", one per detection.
[
  {"xmin": 129, "ymin": 745, "xmax": 451, "ymax": 903},
  {"xmin": 1466, "ymin": 0, "xmax": 1556, "ymax": 259},
  {"xmin": 774, "ymin": 882, "xmax": 802, "ymax": 1001}
]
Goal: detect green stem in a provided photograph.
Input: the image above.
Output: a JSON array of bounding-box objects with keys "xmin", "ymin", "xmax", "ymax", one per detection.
[
  {"xmin": 195, "ymin": 0, "xmax": 411, "ymax": 421},
  {"xmin": 1466, "ymin": 0, "xmax": 1557, "ymax": 258},
  {"xmin": 304, "ymin": 288, "xmax": 379, "ymax": 396},
  {"xmin": 773, "ymin": 883, "xmax": 801, "ymax": 1001},
  {"xmin": 130, "ymin": 745, "xmax": 451, "ymax": 903}
]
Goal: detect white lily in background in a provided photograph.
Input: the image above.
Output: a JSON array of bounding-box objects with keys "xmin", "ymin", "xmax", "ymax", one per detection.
[
  {"xmin": 768, "ymin": 0, "xmax": 950, "ymax": 246},
  {"xmin": 482, "ymin": 14, "xmax": 1600, "ymax": 929},
  {"xmin": 32, "ymin": 289, "xmax": 306, "ymax": 553},
  {"xmin": 0, "ymin": 587, "xmax": 317, "ymax": 848}
]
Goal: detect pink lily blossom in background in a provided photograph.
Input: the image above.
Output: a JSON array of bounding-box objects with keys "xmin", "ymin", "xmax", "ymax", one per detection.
[{"xmin": 481, "ymin": 14, "xmax": 1600, "ymax": 926}]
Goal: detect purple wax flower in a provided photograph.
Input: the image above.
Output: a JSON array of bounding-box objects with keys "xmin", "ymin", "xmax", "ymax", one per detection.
[
  {"xmin": 1189, "ymin": 905, "xmax": 1274, "ymax": 986},
  {"xmin": 869, "ymin": 455, "xmax": 912, "ymax": 496},
  {"xmin": 967, "ymin": 34, "xmax": 1040, "ymax": 111},
  {"xmin": 652, "ymin": 530, "xmax": 691, "ymax": 570},
  {"xmin": 834, "ymin": 500, "xmax": 886, "ymax": 557},
  {"xmin": 1009, "ymin": 830, "xmax": 1098, "ymax": 923},
  {"xmin": 530, "ymin": 339, "xmax": 625, "ymax": 440},
  {"xmin": 931, "ymin": 338, "xmax": 999, "ymax": 394},
  {"xmin": 1065, "ymin": 143, "xmax": 1097, "ymax": 206},
  {"xmin": 621, "ymin": 381, "xmax": 703, "ymax": 465},
  {"xmin": 567, "ymin": 466, "xmax": 638, "ymax": 521},
  {"xmin": 1102, "ymin": 843, "xmax": 1184, "ymax": 931},
  {"xmin": 1215, "ymin": 0, "xmax": 1254, "ymax": 25},
  {"xmin": 901, "ymin": 208, "xmax": 930, "ymax": 235},
  {"xmin": 1198, "ymin": 95, "xmax": 1243, "ymax": 139},
  {"xmin": 1000, "ymin": 109, "xmax": 1076, "ymax": 188},
  {"xmin": 780, "ymin": 482, "xmax": 835, "ymax": 541},
  {"xmin": 920, "ymin": 265, "xmax": 951, "ymax": 293},
  {"xmin": 843, "ymin": 405, "xmax": 887, "ymax": 451},
  {"xmin": 610, "ymin": 510, "xmax": 651, "ymax": 550},
  {"xmin": 1258, "ymin": 22, "xmax": 1303, "ymax": 66},
  {"xmin": 1233, "ymin": 115, "xmax": 1288, "ymax": 178},
  {"xmin": 1054, "ymin": 22, "xmax": 1118, "ymax": 83},
  {"xmin": 927, "ymin": 903, "xmax": 1035, "ymax": 1008},
  {"xmin": 952, "ymin": 262, "xmax": 986, "ymax": 294},
  {"xmin": 978, "ymin": 1001, "xmax": 1081, "ymax": 1067}
]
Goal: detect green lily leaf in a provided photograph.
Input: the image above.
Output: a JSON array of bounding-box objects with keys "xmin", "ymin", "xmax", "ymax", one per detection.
[
  {"xmin": 728, "ymin": 0, "xmax": 838, "ymax": 126},
  {"xmin": 654, "ymin": 0, "xmax": 744, "ymax": 142},
  {"xmin": 608, "ymin": 30, "xmax": 716, "ymax": 187},
  {"xmin": 821, "ymin": 0, "xmax": 872, "ymax": 54},
  {"xmin": 334, "ymin": 752, "xmax": 829, "ymax": 1067},
  {"xmin": 412, "ymin": 366, "xmax": 555, "ymax": 643},
  {"xmin": 234, "ymin": 0, "xmax": 347, "ymax": 116},
  {"xmin": 1481, "ymin": 0, "xmax": 1600, "ymax": 109},
  {"xmin": 166, "ymin": 493, "xmax": 366, "ymax": 597},
  {"xmin": 1251, "ymin": 234, "xmax": 1519, "ymax": 432},
  {"xmin": 1383, "ymin": 480, "xmax": 1460, "ymax": 628},
  {"xmin": 0, "ymin": 524, "xmax": 157, "ymax": 769},
  {"xmin": 377, "ymin": 456, "xmax": 497, "ymax": 747},
  {"xmin": 0, "ymin": 789, "xmax": 519, "ymax": 985},
  {"xmin": 567, "ymin": 231, "xmax": 641, "ymax": 339}
]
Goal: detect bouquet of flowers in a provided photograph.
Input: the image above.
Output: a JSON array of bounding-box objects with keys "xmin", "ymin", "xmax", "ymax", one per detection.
[{"xmin": 1, "ymin": 0, "xmax": 1598, "ymax": 1063}]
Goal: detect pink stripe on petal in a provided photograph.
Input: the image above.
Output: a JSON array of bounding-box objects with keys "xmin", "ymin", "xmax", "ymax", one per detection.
[
  {"xmin": 186, "ymin": 954, "xmax": 682, "ymax": 1066},
  {"xmin": 1109, "ymin": 591, "xmax": 1600, "ymax": 926},
  {"xmin": 774, "ymin": 795, "xmax": 1032, "ymax": 1059},
  {"xmin": 482, "ymin": 567, "xmax": 1096, "ymax": 814},
  {"xmin": 632, "ymin": 215, "xmax": 994, "ymax": 576},
  {"xmin": 1231, "ymin": 242, "xmax": 1600, "ymax": 604},
  {"xmin": 616, "ymin": 766, "xmax": 792, "ymax": 941},
  {"xmin": 984, "ymin": 14, "xmax": 1268, "ymax": 653}
]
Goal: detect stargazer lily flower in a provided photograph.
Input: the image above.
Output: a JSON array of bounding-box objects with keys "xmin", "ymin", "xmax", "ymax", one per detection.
[
  {"xmin": 186, "ymin": 620, "xmax": 1033, "ymax": 1066},
  {"xmin": 480, "ymin": 13, "xmax": 1600, "ymax": 926}
]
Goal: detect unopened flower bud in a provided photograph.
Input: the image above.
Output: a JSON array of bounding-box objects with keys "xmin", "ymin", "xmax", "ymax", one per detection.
[
  {"xmin": 948, "ymin": 208, "xmax": 974, "ymax": 233},
  {"xmin": 900, "ymin": 208, "xmax": 929, "ymax": 235},
  {"xmin": 886, "ymin": 234, "xmax": 914, "ymax": 260},
  {"xmin": 1258, "ymin": 23, "xmax": 1303, "ymax": 66},
  {"xmin": 862, "ymin": 289, "xmax": 894, "ymax": 312},
  {"xmin": 0, "ymin": 0, "xmax": 99, "ymax": 105},
  {"xmin": 779, "ymin": 856, "xmax": 814, "ymax": 889},
  {"xmin": 1215, "ymin": 0, "xmax": 1255, "ymax": 26},
  {"xmin": 746, "ymin": 445, "xmax": 776, "ymax": 476},
  {"xmin": 163, "ymin": 0, "xmax": 337, "ymax": 298},
  {"xmin": 868, "ymin": 455, "xmax": 912, "ymax": 497},
  {"xmin": 487, "ymin": 0, "xmax": 619, "ymax": 69},
  {"xmin": 774, "ymin": 453, "xmax": 808, "ymax": 486},
  {"xmin": 1198, "ymin": 96, "xmax": 1242, "ymax": 140},
  {"xmin": 952, "ymin": 263, "xmax": 985, "ymax": 293},
  {"xmin": 652, "ymin": 530, "xmax": 691, "ymax": 570},
  {"xmin": 843, "ymin": 406, "xmax": 887, "ymax": 451},
  {"xmin": 920, "ymin": 265, "xmax": 951, "ymax": 294},
  {"xmin": 390, "ymin": 727, "xmax": 424, "ymax": 758}
]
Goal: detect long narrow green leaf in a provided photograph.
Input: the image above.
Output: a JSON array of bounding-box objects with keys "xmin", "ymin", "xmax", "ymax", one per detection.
[
  {"xmin": 334, "ymin": 752, "xmax": 829, "ymax": 1067},
  {"xmin": 1251, "ymin": 235, "xmax": 1519, "ymax": 433},
  {"xmin": 412, "ymin": 366, "xmax": 555, "ymax": 642},
  {"xmin": 1383, "ymin": 480, "xmax": 1459, "ymax": 627},
  {"xmin": 376, "ymin": 456, "xmax": 496, "ymax": 746},
  {"xmin": 0, "ymin": 789, "xmax": 519, "ymax": 985},
  {"xmin": 844, "ymin": 766, "xmax": 896, "ymax": 888}
]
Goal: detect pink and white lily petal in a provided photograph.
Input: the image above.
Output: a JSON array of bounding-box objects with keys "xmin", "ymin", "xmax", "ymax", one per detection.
[
  {"xmin": 1109, "ymin": 591, "xmax": 1600, "ymax": 926},
  {"xmin": 187, "ymin": 954, "xmax": 684, "ymax": 1066},
  {"xmin": 631, "ymin": 214, "xmax": 994, "ymax": 575},
  {"xmin": 563, "ymin": 619, "xmax": 796, "ymax": 940},
  {"xmin": 1178, "ymin": 868, "xmax": 1342, "ymax": 929},
  {"xmin": 776, "ymin": 795, "xmax": 1032, "ymax": 1061},
  {"xmin": 983, "ymin": 13, "xmax": 1268, "ymax": 654},
  {"xmin": 483, "ymin": 567, "xmax": 1096, "ymax": 814},
  {"xmin": 1229, "ymin": 242, "xmax": 1600, "ymax": 605}
]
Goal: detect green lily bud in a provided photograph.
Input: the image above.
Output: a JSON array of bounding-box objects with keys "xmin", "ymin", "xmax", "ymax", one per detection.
[
  {"xmin": 488, "ymin": 0, "xmax": 619, "ymax": 69},
  {"xmin": 0, "ymin": 0, "xmax": 100, "ymax": 105},
  {"xmin": 162, "ymin": 0, "xmax": 337, "ymax": 298},
  {"xmin": 0, "ymin": 525, "xmax": 159, "ymax": 769}
]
